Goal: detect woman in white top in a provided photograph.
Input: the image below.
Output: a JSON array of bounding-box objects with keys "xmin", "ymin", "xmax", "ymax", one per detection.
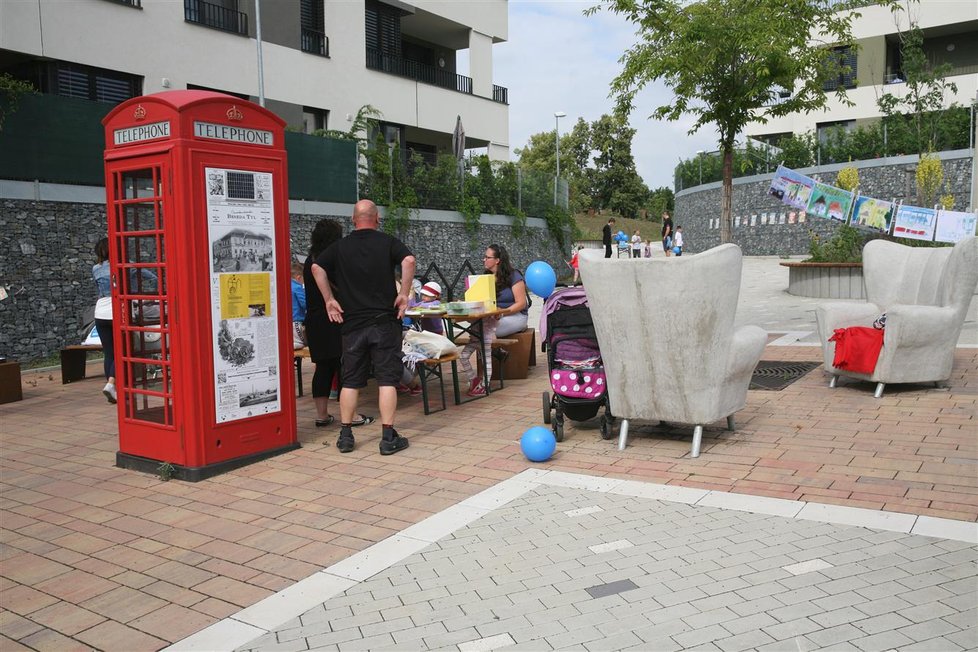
[{"xmin": 630, "ymin": 230, "xmax": 642, "ymax": 258}]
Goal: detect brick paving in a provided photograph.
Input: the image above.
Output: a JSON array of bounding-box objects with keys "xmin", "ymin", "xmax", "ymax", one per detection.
[
  {"xmin": 238, "ymin": 485, "xmax": 978, "ymax": 652},
  {"xmin": 1, "ymin": 257, "xmax": 976, "ymax": 650}
]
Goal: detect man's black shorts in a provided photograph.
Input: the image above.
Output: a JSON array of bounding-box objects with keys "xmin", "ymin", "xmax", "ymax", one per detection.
[{"xmin": 341, "ymin": 320, "xmax": 403, "ymax": 388}]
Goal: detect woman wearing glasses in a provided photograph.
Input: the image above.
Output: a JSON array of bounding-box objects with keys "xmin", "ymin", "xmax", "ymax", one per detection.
[{"xmin": 461, "ymin": 244, "xmax": 529, "ymax": 396}]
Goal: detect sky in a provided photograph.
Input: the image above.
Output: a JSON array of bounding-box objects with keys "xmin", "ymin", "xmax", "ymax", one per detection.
[{"xmin": 489, "ymin": 1, "xmax": 721, "ymax": 190}]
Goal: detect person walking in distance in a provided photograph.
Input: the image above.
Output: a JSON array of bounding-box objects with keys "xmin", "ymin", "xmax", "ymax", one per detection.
[
  {"xmin": 311, "ymin": 200, "xmax": 416, "ymax": 455},
  {"xmin": 630, "ymin": 230, "xmax": 642, "ymax": 258},
  {"xmin": 661, "ymin": 211, "xmax": 674, "ymax": 257},
  {"xmin": 602, "ymin": 218, "xmax": 616, "ymax": 258}
]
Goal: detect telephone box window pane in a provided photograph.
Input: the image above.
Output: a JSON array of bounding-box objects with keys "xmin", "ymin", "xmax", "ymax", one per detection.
[
  {"xmin": 123, "ymin": 235, "xmax": 160, "ymax": 268},
  {"xmin": 122, "ymin": 169, "xmax": 158, "ymax": 199},
  {"xmin": 226, "ymin": 171, "xmax": 256, "ymax": 199},
  {"xmin": 121, "ymin": 265, "xmax": 160, "ymax": 297},
  {"xmin": 124, "ymin": 204, "xmax": 156, "ymax": 232}
]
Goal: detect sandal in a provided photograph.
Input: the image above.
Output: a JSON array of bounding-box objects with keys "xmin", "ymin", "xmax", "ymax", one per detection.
[
  {"xmin": 350, "ymin": 414, "xmax": 375, "ymax": 427},
  {"xmin": 315, "ymin": 415, "xmax": 335, "ymax": 428}
]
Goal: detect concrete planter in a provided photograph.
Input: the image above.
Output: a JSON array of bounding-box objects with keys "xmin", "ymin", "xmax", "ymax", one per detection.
[{"xmin": 780, "ymin": 261, "xmax": 865, "ymax": 299}]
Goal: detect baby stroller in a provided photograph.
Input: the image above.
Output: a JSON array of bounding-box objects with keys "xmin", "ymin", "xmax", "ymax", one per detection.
[{"xmin": 540, "ymin": 286, "xmax": 614, "ymax": 441}]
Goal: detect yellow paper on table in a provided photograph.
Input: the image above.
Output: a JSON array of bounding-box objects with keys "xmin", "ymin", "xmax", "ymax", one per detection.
[{"xmin": 465, "ymin": 274, "xmax": 497, "ymax": 312}]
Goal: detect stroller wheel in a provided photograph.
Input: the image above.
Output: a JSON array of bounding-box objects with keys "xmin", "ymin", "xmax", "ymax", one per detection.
[
  {"xmin": 553, "ymin": 421, "xmax": 564, "ymax": 443},
  {"xmin": 542, "ymin": 392, "xmax": 551, "ymax": 424},
  {"xmin": 600, "ymin": 420, "xmax": 612, "ymax": 440}
]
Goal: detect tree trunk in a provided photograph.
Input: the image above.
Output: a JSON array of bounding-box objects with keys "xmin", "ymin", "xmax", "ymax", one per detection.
[{"xmin": 720, "ymin": 145, "xmax": 734, "ymax": 244}]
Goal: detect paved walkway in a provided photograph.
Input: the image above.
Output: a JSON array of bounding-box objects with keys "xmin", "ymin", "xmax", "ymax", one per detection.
[
  {"xmin": 227, "ymin": 472, "xmax": 976, "ymax": 652},
  {"xmin": 1, "ymin": 257, "xmax": 975, "ymax": 651}
]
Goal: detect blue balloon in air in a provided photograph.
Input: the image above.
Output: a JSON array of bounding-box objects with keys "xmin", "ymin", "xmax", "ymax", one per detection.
[
  {"xmin": 524, "ymin": 260, "xmax": 557, "ymax": 299},
  {"xmin": 520, "ymin": 426, "xmax": 557, "ymax": 462}
]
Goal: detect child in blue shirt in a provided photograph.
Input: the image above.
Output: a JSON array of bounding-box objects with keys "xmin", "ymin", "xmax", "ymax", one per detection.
[{"xmin": 291, "ymin": 262, "xmax": 307, "ymax": 349}]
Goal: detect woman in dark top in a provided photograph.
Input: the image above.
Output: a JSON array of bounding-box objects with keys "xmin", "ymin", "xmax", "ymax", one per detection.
[{"xmin": 303, "ymin": 219, "xmax": 373, "ymax": 428}]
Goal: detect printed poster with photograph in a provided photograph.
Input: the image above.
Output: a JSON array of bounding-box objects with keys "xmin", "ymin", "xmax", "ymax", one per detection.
[
  {"xmin": 205, "ymin": 167, "xmax": 281, "ymax": 423},
  {"xmin": 807, "ymin": 182, "xmax": 854, "ymax": 222},
  {"xmin": 892, "ymin": 204, "xmax": 938, "ymax": 241},
  {"xmin": 852, "ymin": 196, "xmax": 895, "ymax": 233},
  {"xmin": 769, "ymin": 165, "xmax": 815, "ymax": 210},
  {"xmin": 934, "ymin": 210, "xmax": 978, "ymax": 244}
]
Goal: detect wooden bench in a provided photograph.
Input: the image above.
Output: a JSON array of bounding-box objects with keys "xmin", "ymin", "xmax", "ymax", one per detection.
[
  {"xmin": 417, "ymin": 351, "xmax": 459, "ymax": 415},
  {"xmin": 61, "ymin": 344, "xmax": 103, "ymax": 384},
  {"xmin": 294, "ymin": 347, "xmax": 311, "ymax": 397}
]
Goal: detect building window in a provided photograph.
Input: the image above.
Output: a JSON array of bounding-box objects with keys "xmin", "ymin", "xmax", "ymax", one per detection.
[
  {"xmin": 365, "ymin": 0, "xmax": 403, "ymax": 57},
  {"xmin": 300, "ymin": 0, "xmax": 328, "ymax": 56},
  {"xmin": 184, "ymin": 0, "xmax": 248, "ymax": 36},
  {"xmin": 302, "ymin": 107, "xmax": 328, "ymax": 134},
  {"xmin": 823, "ymin": 46, "xmax": 857, "ymax": 91},
  {"xmin": 50, "ymin": 62, "xmax": 142, "ymax": 104},
  {"xmin": 100, "ymin": 0, "xmax": 142, "ymax": 7},
  {"xmin": 817, "ymin": 120, "xmax": 855, "ymax": 145}
]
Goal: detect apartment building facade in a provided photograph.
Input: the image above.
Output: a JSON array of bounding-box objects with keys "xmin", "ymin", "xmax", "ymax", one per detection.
[
  {"xmin": 0, "ymin": 0, "xmax": 510, "ymax": 162},
  {"xmin": 745, "ymin": 0, "xmax": 977, "ymax": 144}
]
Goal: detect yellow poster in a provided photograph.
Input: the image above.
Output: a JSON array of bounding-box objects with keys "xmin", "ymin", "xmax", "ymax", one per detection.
[
  {"xmin": 220, "ymin": 272, "xmax": 273, "ymax": 320},
  {"xmin": 465, "ymin": 274, "xmax": 497, "ymax": 311}
]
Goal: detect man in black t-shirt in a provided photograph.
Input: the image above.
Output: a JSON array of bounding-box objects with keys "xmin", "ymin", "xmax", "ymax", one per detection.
[
  {"xmin": 311, "ymin": 200, "xmax": 416, "ymax": 455},
  {"xmin": 602, "ymin": 217, "xmax": 615, "ymax": 258},
  {"xmin": 661, "ymin": 211, "xmax": 674, "ymax": 257}
]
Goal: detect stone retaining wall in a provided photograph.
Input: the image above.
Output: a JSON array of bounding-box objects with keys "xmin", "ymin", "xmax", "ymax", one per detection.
[
  {"xmin": 0, "ymin": 193, "xmax": 566, "ymax": 362},
  {"xmin": 675, "ymin": 150, "xmax": 974, "ymax": 256}
]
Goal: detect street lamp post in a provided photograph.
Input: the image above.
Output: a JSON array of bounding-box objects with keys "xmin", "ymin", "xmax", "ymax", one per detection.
[
  {"xmin": 696, "ymin": 150, "xmax": 704, "ymax": 186},
  {"xmin": 554, "ymin": 111, "xmax": 566, "ymax": 205}
]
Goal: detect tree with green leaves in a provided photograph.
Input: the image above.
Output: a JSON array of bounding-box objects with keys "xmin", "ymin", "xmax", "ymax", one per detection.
[
  {"xmin": 588, "ymin": 0, "xmax": 892, "ymax": 243},
  {"xmin": 515, "ymin": 113, "xmax": 649, "ymax": 217},
  {"xmin": 0, "ymin": 73, "xmax": 36, "ymax": 132},
  {"xmin": 876, "ymin": 18, "xmax": 959, "ymax": 157}
]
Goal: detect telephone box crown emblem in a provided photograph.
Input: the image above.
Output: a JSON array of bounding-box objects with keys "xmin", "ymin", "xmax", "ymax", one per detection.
[
  {"xmin": 133, "ymin": 105, "xmax": 147, "ymax": 120},
  {"xmin": 226, "ymin": 105, "xmax": 244, "ymax": 122}
]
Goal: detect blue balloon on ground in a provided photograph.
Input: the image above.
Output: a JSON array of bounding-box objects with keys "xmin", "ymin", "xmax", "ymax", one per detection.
[
  {"xmin": 521, "ymin": 426, "xmax": 557, "ymax": 462},
  {"xmin": 525, "ymin": 260, "xmax": 557, "ymax": 299}
]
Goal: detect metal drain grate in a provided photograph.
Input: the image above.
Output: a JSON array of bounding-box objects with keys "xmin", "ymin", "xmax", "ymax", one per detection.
[{"xmin": 750, "ymin": 361, "xmax": 821, "ymax": 391}]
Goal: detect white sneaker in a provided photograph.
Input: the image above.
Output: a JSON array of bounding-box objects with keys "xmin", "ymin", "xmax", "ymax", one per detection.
[{"xmin": 103, "ymin": 382, "xmax": 117, "ymax": 404}]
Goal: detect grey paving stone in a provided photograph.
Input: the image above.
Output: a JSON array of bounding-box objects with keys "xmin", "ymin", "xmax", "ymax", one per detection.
[
  {"xmin": 644, "ymin": 602, "xmax": 700, "ymax": 625},
  {"xmin": 895, "ymin": 600, "xmax": 956, "ymax": 624},
  {"xmin": 947, "ymin": 627, "xmax": 978, "ymax": 651},
  {"xmin": 420, "ymin": 626, "xmax": 481, "ymax": 649},
  {"xmin": 681, "ymin": 606, "xmax": 740, "ymax": 629},
  {"xmin": 473, "ymin": 615, "xmax": 533, "ymax": 639},
  {"xmin": 941, "ymin": 609, "xmax": 978, "ymax": 630},
  {"xmin": 763, "ymin": 616, "xmax": 822, "ymax": 641},
  {"xmin": 688, "ymin": 590, "xmax": 745, "ymax": 613},
  {"xmin": 729, "ymin": 595, "xmax": 785, "ymax": 617},
  {"xmin": 811, "ymin": 590, "xmax": 868, "ymax": 611},
  {"xmin": 543, "ymin": 624, "xmax": 605, "ymax": 649},
  {"xmin": 714, "ymin": 629, "xmax": 778, "ymax": 652},
  {"xmin": 582, "ymin": 630, "xmax": 643, "ymax": 651},
  {"xmin": 851, "ymin": 629, "xmax": 915, "ymax": 651},
  {"xmin": 804, "ymin": 623, "xmax": 864, "ymax": 648},
  {"xmin": 721, "ymin": 612, "xmax": 779, "ymax": 636},
  {"xmin": 767, "ymin": 599, "xmax": 824, "ymax": 623},
  {"xmin": 508, "ymin": 620, "xmax": 568, "ymax": 644},
  {"xmin": 897, "ymin": 617, "xmax": 961, "ymax": 643},
  {"xmin": 853, "ymin": 611, "xmax": 914, "ymax": 635},
  {"xmin": 851, "ymin": 594, "xmax": 913, "ymax": 617},
  {"xmin": 940, "ymin": 589, "xmax": 978, "ymax": 612},
  {"xmin": 900, "ymin": 636, "xmax": 965, "ymax": 651},
  {"xmin": 671, "ymin": 623, "xmax": 732, "ymax": 648},
  {"xmin": 304, "ymin": 627, "xmax": 367, "ymax": 648},
  {"xmin": 358, "ymin": 615, "xmax": 416, "ymax": 638},
  {"xmin": 810, "ymin": 606, "xmax": 871, "ymax": 628}
]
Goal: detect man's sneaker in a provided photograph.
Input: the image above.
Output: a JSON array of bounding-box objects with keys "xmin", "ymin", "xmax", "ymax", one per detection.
[
  {"xmin": 336, "ymin": 427, "xmax": 355, "ymax": 453},
  {"xmin": 102, "ymin": 382, "xmax": 117, "ymax": 404},
  {"xmin": 379, "ymin": 428, "xmax": 409, "ymax": 456}
]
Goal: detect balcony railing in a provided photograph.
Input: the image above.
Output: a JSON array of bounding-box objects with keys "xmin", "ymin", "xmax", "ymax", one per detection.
[
  {"xmin": 366, "ymin": 47, "xmax": 472, "ymax": 96},
  {"xmin": 301, "ymin": 28, "xmax": 329, "ymax": 57},
  {"xmin": 184, "ymin": 0, "xmax": 248, "ymax": 36},
  {"xmin": 492, "ymin": 84, "xmax": 508, "ymax": 105}
]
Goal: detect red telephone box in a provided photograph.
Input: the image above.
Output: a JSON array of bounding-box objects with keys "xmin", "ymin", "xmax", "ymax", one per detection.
[{"xmin": 102, "ymin": 91, "xmax": 297, "ymax": 481}]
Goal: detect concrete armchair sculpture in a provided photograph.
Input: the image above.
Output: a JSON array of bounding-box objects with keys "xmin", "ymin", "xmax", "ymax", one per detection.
[
  {"xmin": 815, "ymin": 236, "xmax": 978, "ymax": 398},
  {"xmin": 579, "ymin": 244, "xmax": 766, "ymax": 457}
]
